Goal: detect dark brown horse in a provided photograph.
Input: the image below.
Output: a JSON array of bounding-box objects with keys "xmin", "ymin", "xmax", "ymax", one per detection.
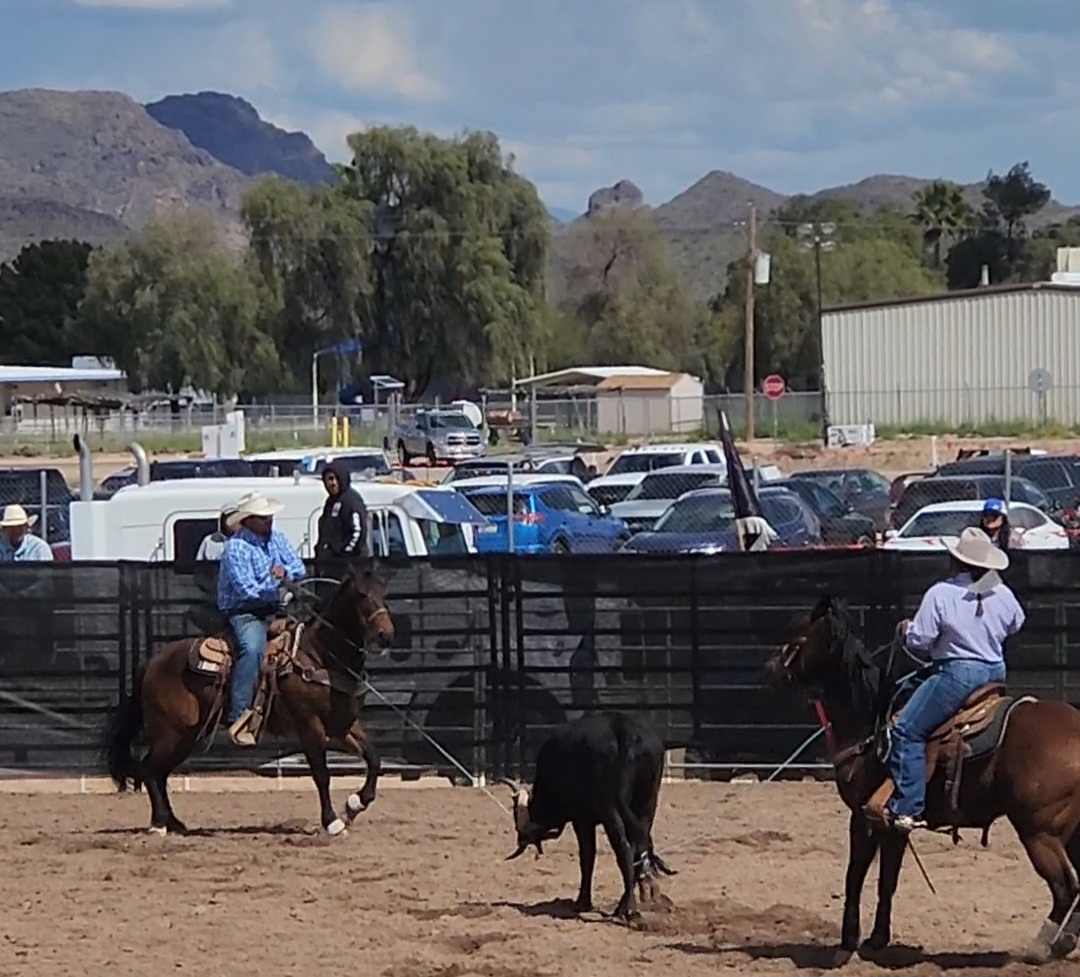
[
  {"xmin": 766, "ymin": 594, "xmax": 1080, "ymax": 965},
  {"xmin": 103, "ymin": 562, "xmax": 395, "ymax": 836}
]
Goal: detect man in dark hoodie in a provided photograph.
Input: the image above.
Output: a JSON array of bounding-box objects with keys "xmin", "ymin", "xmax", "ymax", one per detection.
[{"xmin": 315, "ymin": 460, "xmax": 369, "ymax": 576}]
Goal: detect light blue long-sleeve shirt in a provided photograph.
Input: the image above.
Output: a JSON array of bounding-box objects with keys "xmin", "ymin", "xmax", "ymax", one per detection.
[
  {"xmin": 905, "ymin": 572, "xmax": 1025, "ymax": 666},
  {"xmin": 0, "ymin": 532, "xmax": 54, "ymax": 562},
  {"xmin": 217, "ymin": 526, "xmax": 305, "ymax": 613}
]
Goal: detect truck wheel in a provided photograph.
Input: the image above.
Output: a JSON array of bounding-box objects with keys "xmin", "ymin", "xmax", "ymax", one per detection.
[
  {"xmin": 397, "ymin": 440, "xmax": 410, "ymax": 466},
  {"xmin": 426, "ymin": 442, "xmax": 438, "ymax": 466}
]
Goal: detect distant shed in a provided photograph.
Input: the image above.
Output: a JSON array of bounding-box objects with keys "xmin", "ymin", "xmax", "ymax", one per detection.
[{"xmin": 595, "ymin": 372, "xmax": 704, "ymax": 434}]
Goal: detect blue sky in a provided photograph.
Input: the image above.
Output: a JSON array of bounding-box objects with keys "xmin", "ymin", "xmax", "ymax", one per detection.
[{"xmin": 2, "ymin": 0, "xmax": 1079, "ymax": 213}]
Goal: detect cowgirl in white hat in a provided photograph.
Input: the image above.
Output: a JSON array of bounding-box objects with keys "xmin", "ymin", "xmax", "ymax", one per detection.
[
  {"xmin": 215, "ymin": 492, "xmax": 306, "ymax": 746},
  {"xmin": 0, "ymin": 504, "xmax": 54, "ymax": 562},
  {"xmin": 886, "ymin": 526, "xmax": 1025, "ymax": 832}
]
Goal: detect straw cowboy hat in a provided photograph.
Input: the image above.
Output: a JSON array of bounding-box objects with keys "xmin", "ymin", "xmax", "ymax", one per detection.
[
  {"xmin": 0, "ymin": 504, "xmax": 37, "ymax": 528},
  {"xmin": 945, "ymin": 526, "xmax": 1009, "ymax": 573},
  {"xmin": 225, "ymin": 492, "xmax": 284, "ymax": 531}
]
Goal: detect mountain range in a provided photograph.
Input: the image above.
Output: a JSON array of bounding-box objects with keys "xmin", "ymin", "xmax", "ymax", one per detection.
[{"xmin": 2, "ymin": 87, "xmax": 1078, "ymax": 302}]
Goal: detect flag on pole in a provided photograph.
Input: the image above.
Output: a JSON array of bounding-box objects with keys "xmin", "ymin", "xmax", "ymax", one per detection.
[{"xmin": 719, "ymin": 410, "xmax": 777, "ymax": 552}]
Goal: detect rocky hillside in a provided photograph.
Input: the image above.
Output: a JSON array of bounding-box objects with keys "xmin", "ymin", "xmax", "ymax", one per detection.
[
  {"xmin": 145, "ymin": 92, "xmax": 335, "ymax": 186},
  {"xmin": 0, "ymin": 88, "xmax": 252, "ymax": 259}
]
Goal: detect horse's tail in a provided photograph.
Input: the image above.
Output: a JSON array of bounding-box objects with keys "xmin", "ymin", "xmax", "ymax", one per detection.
[{"xmin": 102, "ymin": 662, "xmax": 146, "ymax": 792}]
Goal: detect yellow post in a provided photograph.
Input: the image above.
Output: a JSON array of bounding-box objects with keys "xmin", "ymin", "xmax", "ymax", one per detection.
[
  {"xmin": 329, "ymin": 416, "xmax": 339, "ymax": 447},
  {"xmin": 343, "ymin": 416, "xmax": 350, "ymax": 445}
]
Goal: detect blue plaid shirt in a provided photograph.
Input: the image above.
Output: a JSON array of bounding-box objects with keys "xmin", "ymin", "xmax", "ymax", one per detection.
[{"xmin": 217, "ymin": 527, "xmax": 306, "ymax": 614}]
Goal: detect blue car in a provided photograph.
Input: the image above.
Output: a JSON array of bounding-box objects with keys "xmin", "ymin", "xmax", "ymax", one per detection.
[
  {"xmin": 619, "ymin": 486, "xmax": 821, "ymax": 554},
  {"xmin": 457, "ymin": 481, "xmax": 629, "ymax": 553}
]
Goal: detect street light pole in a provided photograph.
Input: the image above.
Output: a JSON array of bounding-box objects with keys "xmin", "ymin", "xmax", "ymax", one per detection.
[{"xmin": 798, "ymin": 222, "xmax": 836, "ymax": 447}]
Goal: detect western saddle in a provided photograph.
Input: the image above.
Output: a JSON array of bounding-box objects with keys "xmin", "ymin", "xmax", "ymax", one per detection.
[
  {"xmin": 188, "ymin": 617, "xmax": 301, "ymax": 744},
  {"xmin": 864, "ymin": 680, "xmax": 1021, "ymax": 836}
]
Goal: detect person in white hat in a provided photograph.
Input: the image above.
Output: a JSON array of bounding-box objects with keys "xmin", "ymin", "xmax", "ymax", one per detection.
[
  {"xmin": 885, "ymin": 526, "xmax": 1025, "ymax": 833},
  {"xmin": 0, "ymin": 504, "xmax": 54, "ymax": 562},
  {"xmin": 216, "ymin": 491, "xmax": 306, "ymax": 746}
]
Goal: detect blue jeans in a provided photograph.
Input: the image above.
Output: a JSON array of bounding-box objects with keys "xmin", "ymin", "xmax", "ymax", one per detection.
[
  {"xmin": 227, "ymin": 613, "xmax": 268, "ymax": 723},
  {"xmin": 887, "ymin": 658, "xmax": 1007, "ymax": 818}
]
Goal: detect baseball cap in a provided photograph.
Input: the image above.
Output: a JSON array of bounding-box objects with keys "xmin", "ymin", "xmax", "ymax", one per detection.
[{"xmin": 982, "ymin": 498, "xmax": 1007, "ymax": 515}]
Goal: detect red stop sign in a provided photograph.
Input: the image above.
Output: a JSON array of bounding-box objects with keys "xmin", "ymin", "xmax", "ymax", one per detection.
[{"xmin": 762, "ymin": 374, "xmax": 786, "ymax": 400}]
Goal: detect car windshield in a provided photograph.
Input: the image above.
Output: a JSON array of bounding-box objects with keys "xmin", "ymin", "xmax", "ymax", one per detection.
[
  {"xmin": 653, "ymin": 495, "xmax": 736, "ymax": 534},
  {"xmin": 320, "ymin": 454, "xmax": 391, "ymax": 476},
  {"xmin": 608, "ymin": 453, "xmax": 684, "ymax": 475},
  {"xmin": 901, "ymin": 510, "xmax": 978, "ymax": 538},
  {"xmin": 624, "ymin": 470, "xmax": 720, "ymax": 501},
  {"xmin": 428, "ymin": 412, "xmax": 474, "ymax": 430},
  {"xmin": 788, "ymin": 480, "xmax": 847, "ymax": 518}
]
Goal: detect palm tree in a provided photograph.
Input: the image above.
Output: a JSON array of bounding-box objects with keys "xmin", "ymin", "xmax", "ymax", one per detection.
[{"xmin": 910, "ymin": 181, "xmax": 975, "ymax": 267}]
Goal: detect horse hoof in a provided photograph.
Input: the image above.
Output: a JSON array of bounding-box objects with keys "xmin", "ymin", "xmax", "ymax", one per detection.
[
  {"xmin": 1052, "ymin": 934, "xmax": 1078, "ymax": 960},
  {"xmin": 1022, "ymin": 941, "xmax": 1052, "ymax": 965},
  {"xmin": 345, "ymin": 793, "xmax": 365, "ymax": 818},
  {"xmin": 325, "ymin": 818, "xmax": 347, "ymax": 837},
  {"xmin": 148, "ymin": 825, "xmax": 168, "ymax": 837},
  {"xmin": 862, "ymin": 932, "xmax": 890, "ymax": 952}
]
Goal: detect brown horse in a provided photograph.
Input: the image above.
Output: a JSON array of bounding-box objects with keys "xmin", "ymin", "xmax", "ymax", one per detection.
[
  {"xmin": 766, "ymin": 594, "xmax": 1080, "ymax": 965},
  {"xmin": 103, "ymin": 561, "xmax": 395, "ymax": 836}
]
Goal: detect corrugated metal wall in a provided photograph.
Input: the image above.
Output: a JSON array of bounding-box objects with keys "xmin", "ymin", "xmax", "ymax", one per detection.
[{"xmin": 823, "ymin": 289, "xmax": 1080, "ymax": 426}]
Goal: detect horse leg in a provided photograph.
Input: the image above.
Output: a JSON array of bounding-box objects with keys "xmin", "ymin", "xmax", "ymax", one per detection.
[
  {"xmin": 840, "ymin": 811, "xmax": 880, "ymax": 951},
  {"xmin": 1051, "ymin": 832, "xmax": 1080, "ymax": 959},
  {"xmin": 298, "ymin": 725, "xmax": 346, "ymax": 836},
  {"xmin": 1016, "ymin": 828, "xmax": 1080, "ymax": 964},
  {"xmin": 342, "ymin": 721, "xmax": 381, "ymax": 825},
  {"xmin": 864, "ymin": 831, "xmax": 906, "ymax": 950},
  {"xmin": 143, "ymin": 740, "xmax": 191, "ymax": 836}
]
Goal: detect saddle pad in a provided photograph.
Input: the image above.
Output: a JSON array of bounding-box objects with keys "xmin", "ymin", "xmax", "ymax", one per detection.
[{"xmin": 965, "ymin": 695, "xmax": 1035, "ymax": 761}]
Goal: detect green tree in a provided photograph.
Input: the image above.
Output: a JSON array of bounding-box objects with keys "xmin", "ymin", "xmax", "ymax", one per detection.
[
  {"xmin": 0, "ymin": 240, "xmax": 94, "ymax": 365},
  {"xmin": 555, "ymin": 209, "xmax": 708, "ymax": 375},
  {"xmin": 242, "ymin": 178, "xmax": 372, "ymax": 393},
  {"xmin": 910, "ymin": 180, "xmax": 974, "ymax": 267},
  {"xmin": 983, "ymin": 161, "xmax": 1050, "ymax": 244},
  {"xmin": 336, "ymin": 126, "xmax": 549, "ymax": 392},
  {"xmin": 1018, "ymin": 216, "xmax": 1080, "ymax": 281},
  {"xmin": 79, "ymin": 215, "xmax": 279, "ymax": 397}
]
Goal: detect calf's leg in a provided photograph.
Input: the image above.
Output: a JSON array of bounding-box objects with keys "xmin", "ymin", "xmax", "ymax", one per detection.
[
  {"xmin": 602, "ymin": 813, "xmax": 638, "ymax": 921},
  {"xmin": 571, "ymin": 820, "xmax": 596, "ymax": 912}
]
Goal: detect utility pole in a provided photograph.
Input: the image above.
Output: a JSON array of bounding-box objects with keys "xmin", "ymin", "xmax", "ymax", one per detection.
[
  {"xmin": 743, "ymin": 202, "xmax": 757, "ymax": 441},
  {"xmin": 797, "ymin": 222, "xmax": 837, "ymax": 446}
]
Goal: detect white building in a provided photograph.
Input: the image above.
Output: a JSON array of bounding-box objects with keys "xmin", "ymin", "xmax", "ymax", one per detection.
[{"xmin": 822, "ymin": 282, "xmax": 1080, "ymax": 427}]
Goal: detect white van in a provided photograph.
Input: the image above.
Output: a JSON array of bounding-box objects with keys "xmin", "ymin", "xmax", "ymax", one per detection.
[{"xmin": 69, "ymin": 476, "xmax": 487, "ymax": 561}]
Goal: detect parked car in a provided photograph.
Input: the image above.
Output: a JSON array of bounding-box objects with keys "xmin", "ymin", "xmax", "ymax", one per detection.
[
  {"xmin": 788, "ymin": 467, "xmax": 892, "ymax": 532},
  {"xmin": 445, "ymin": 452, "xmax": 592, "ymax": 484},
  {"xmin": 883, "ymin": 500, "xmax": 1069, "ymax": 552},
  {"xmin": 389, "ymin": 408, "xmax": 486, "ymax": 465},
  {"xmin": 457, "ymin": 480, "xmax": 628, "ymax": 553},
  {"xmin": 934, "ymin": 453, "xmax": 1080, "ymax": 508},
  {"xmin": 94, "ymin": 458, "xmax": 257, "ymax": 500},
  {"xmin": 774, "ymin": 477, "xmax": 877, "ymax": 546},
  {"xmin": 586, "ymin": 443, "xmax": 725, "ymax": 508},
  {"xmin": 610, "ymin": 464, "xmax": 727, "ymax": 536},
  {"xmin": 619, "ymin": 485, "xmax": 820, "ymax": 554},
  {"xmin": 889, "ymin": 474, "xmax": 1051, "ymax": 530},
  {"xmin": 246, "ymin": 448, "xmax": 391, "ymax": 479}
]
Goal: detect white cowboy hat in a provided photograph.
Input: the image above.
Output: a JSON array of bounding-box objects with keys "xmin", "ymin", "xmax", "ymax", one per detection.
[
  {"xmin": 0, "ymin": 504, "xmax": 37, "ymax": 528},
  {"xmin": 226, "ymin": 492, "xmax": 284, "ymax": 530},
  {"xmin": 945, "ymin": 526, "xmax": 1009, "ymax": 572}
]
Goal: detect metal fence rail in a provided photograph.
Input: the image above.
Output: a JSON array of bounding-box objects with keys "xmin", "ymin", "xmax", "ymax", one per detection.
[{"xmin": 1, "ymin": 551, "xmax": 1079, "ymax": 780}]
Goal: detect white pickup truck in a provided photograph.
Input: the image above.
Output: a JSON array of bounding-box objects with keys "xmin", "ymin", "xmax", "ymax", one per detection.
[{"xmin": 388, "ymin": 408, "xmax": 486, "ymax": 466}]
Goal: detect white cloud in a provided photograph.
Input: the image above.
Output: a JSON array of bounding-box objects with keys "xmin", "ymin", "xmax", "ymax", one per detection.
[
  {"xmin": 70, "ymin": 0, "xmax": 230, "ymax": 9},
  {"xmin": 208, "ymin": 20, "xmax": 280, "ymax": 91},
  {"xmin": 307, "ymin": 3, "xmax": 444, "ymax": 102}
]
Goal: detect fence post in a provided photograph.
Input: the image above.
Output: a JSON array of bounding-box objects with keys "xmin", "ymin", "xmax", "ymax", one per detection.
[{"xmin": 1004, "ymin": 449, "xmax": 1012, "ymax": 505}]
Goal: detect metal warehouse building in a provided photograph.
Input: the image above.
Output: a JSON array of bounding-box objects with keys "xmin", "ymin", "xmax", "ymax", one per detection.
[{"xmin": 823, "ymin": 283, "xmax": 1080, "ymax": 427}]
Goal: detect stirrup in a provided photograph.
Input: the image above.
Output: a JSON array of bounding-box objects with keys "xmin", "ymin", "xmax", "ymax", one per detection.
[
  {"xmin": 227, "ymin": 709, "xmax": 255, "ymax": 746},
  {"xmin": 889, "ymin": 812, "xmax": 927, "ymax": 834}
]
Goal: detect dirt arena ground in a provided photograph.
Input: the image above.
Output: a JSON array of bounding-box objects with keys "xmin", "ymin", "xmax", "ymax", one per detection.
[{"xmin": 1, "ymin": 780, "xmax": 1076, "ymax": 977}]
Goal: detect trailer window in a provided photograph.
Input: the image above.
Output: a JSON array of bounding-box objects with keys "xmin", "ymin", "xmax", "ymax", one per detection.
[{"xmin": 172, "ymin": 518, "xmax": 219, "ymax": 566}]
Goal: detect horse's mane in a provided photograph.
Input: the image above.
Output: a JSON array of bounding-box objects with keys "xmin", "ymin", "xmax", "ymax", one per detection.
[{"xmin": 818, "ymin": 600, "xmax": 905, "ymax": 729}]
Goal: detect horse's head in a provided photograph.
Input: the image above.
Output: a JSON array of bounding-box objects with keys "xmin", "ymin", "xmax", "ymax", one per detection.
[
  {"xmin": 339, "ymin": 559, "xmax": 395, "ymax": 652},
  {"xmin": 766, "ymin": 593, "xmax": 852, "ymax": 693}
]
